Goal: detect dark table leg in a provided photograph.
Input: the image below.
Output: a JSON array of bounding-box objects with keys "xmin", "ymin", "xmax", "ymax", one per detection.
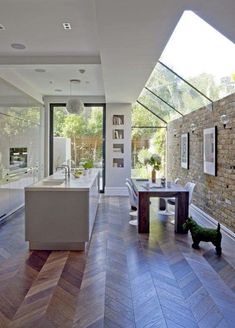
[
  {"xmin": 138, "ymin": 192, "xmax": 150, "ymax": 233},
  {"xmin": 175, "ymin": 192, "xmax": 189, "ymax": 233},
  {"xmin": 159, "ymin": 198, "xmax": 166, "ymax": 211}
]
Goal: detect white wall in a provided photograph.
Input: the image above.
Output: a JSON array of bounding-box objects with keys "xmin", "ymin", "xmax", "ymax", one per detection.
[
  {"xmin": 53, "ymin": 137, "xmax": 71, "ymax": 170},
  {"xmin": 105, "ymin": 103, "xmax": 131, "ymax": 195}
]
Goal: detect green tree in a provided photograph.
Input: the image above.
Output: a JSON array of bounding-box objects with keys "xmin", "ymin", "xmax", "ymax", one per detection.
[
  {"xmin": 0, "ymin": 107, "xmax": 40, "ymax": 137},
  {"xmin": 131, "ymin": 102, "xmax": 166, "ymax": 177},
  {"xmin": 188, "ymin": 73, "xmax": 220, "ymax": 101},
  {"xmin": 54, "ymin": 108, "xmax": 66, "ymax": 136},
  {"xmin": 86, "ymin": 108, "xmax": 103, "ymax": 162},
  {"xmin": 132, "ymin": 103, "xmax": 164, "ymax": 137}
]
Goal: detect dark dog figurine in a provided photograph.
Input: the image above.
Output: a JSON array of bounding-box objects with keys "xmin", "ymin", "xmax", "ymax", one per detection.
[{"xmin": 183, "ymin": 217, "xmax": 222, "ymax": 256}]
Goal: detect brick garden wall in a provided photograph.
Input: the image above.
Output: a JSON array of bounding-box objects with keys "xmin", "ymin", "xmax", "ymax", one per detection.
[{"xmin": 167, "ymin": 93, "xmax": 235, "ymax": 232}]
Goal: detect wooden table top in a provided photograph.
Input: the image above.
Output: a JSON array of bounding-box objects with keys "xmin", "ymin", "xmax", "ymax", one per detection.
[{"xmin": 132, "ymin": 179, "xmax": 188, "ymax": 194}]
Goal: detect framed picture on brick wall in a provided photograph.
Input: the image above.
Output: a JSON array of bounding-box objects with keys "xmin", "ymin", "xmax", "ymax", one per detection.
[
  {"xmin": 181, "ymin": 133, "xmax": 189, "ymax": 169},
  {"xmin": 203, "ymin": 126, "xmax": 217, "ymax": 176}
]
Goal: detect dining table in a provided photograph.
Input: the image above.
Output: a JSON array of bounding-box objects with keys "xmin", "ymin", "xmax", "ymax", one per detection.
[{"xmin": 132, "ymin": 179, "xmax": 189, "ymax": 234}]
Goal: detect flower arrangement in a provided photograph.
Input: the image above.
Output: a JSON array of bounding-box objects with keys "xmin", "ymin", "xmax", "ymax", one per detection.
[
  {"xmin": 144, "ymin": 153, "xmax": 161, "ymax": 182},
  {"xmin": 145, "ymin": 153, "xmax": 161, "ymax": 170}
]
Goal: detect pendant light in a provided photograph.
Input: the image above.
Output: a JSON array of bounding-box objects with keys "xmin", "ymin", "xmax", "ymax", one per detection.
[{"xmin": 66, "ymin": 79, "xmax": 84, "ymax": 114}]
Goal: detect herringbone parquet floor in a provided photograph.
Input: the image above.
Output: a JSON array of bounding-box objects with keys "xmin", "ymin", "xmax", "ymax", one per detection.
[{"xmin": 0, "ymin": 196, "xmax": 235, "ymax": 328}]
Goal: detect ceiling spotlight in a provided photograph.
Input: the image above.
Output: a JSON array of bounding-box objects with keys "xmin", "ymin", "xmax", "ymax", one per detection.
[
  {"xmin": 35, "ymin": 68, "xmax": 46, "ymax": 73},
  {"xmin": 79, "ymin": 69, "xmax": 85, "ymax": 74},
  {"xmin": 0, "ymin": 24, "xmax": 6, "ymax": 30},
  {"xmin": 63, "ymin": 22, "xmax": 72, "ymax": 30},
  {"xmin": 70, "ymin": 79, "xmax": 81, "ymax": 84},
  {"xmin": 11, "ymin": 43, "xmax": 26, "ymax": 50}
]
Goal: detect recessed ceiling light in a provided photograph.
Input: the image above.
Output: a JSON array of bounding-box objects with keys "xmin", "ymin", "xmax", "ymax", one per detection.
[
  {"xmin": 70, "ymin": 79, "xmax": 81, "ymax": 84},
  {"xmin": 54, "ymin": 89, "xmax": 63, "ymax": 92},
  {"xmin": 79, "ymin": 69, "xmax": 85, "ymax": 74},
  {"xmin": 11, "ymin": 43, "xmax": 26, "ymax": 50},
  {"xmin": 49, "ymin": 81, "xmax": 53, "ymax": 84},
  {"xmin": 0, "ymin": 24, "xmax": 6, "ymax": 30},
  {"xmin": 63, "ymin": 22, "xmax": 72, "ymax": 30},
  {"xmin": 35, "ymin": 68, "xmax": 46, "ymax": 73},
  {"xmin": 85, "ymin": 81, "xmax": 90, "ymax": 84}
]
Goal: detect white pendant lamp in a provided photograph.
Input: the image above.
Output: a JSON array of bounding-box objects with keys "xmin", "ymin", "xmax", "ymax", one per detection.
[{"xmin": 66, "ymin": 79, "xmax": 84, "ymax": 114}]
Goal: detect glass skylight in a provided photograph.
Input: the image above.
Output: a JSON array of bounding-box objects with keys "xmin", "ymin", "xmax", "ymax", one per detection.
[
  {"xmin": 132, "ymin": 102, "xmax": 166, "ymax": 127},
  {"xmin": 138, "ymin": 87, "xmax": 181, "ymax": 123},
  {"xmin": 146, "ymin": 62, "xmax": 211, "ymax": 116},
  {"xmin": 160, "ymin": 10, "xmax": 235, "ymax": 101}
]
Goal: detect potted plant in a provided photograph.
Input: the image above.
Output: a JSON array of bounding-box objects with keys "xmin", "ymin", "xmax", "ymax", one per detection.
[{"xmin": 82, "ymin": 159, "xmax": 93, "ymax": 170}]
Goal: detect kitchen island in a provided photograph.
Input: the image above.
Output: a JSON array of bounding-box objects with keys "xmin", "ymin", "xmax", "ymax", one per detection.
[{"xmin": 25, "ymin": 169, "xmax": 100, "ymax": 250}]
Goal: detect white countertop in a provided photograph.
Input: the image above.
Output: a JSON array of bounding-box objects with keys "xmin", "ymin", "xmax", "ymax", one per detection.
[{"xmin": 25, "ymin": 169, "xmax": 100, "ymax": 191}]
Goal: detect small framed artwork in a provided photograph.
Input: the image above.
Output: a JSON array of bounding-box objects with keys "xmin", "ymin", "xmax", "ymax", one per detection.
[
  {"xmin": 181, "ymin": 133, "xmax": 189, "ymax": 169},
  {"xmin": 203, "ymin": 126, "xmax": 217, "ymax": 176}
]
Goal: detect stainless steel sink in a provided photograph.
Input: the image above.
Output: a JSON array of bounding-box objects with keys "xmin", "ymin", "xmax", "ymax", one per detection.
[{"xmin": 41, "ymin": 179, "xmax": 65, "ymax": 186}]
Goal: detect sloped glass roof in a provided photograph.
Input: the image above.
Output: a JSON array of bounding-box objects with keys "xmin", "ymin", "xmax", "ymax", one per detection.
[
  {"xmin": 160, "ymin": 10, "xmax": 235, "ymax": 102},
  {"xmin": 138, "ymin": 87, "xmax": 181, "ymax": 123},
  {"xmin": 146, "ymin": 62, "xmax": 212, "ymax": 115},
  {"xmin": 132, "ymin": 102, "xmax": 167, "ymax": 127},
  {"xmin": 135, "ymin": 10, "xmax": 235, "ymax": 123}
]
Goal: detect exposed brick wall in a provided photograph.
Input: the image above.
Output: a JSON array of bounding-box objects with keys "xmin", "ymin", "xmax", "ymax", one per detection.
[{"xmin": 167, "ymin": 93, "xmax": 235, "ymax": 232}]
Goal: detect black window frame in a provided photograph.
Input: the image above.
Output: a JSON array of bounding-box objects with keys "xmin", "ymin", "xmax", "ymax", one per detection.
[{"xmin": 49, "ymin": 103, "xmax": 106, "ymax": 193}]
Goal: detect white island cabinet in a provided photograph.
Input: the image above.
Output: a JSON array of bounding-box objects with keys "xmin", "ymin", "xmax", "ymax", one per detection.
[{"xmin": 25, "ymin": 169, "xmax": 100, "ymax": 250}]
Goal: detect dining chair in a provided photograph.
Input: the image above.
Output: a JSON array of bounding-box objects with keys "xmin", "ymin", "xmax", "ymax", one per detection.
[
  {"xmin": 167, "ymin": 182, "xmax": 196, "ymax": 223},
  {"xmin": 168, "ymin": 182, "xmax": 195, "ymax": 207},
  {"xmin": 126, "ymin": 178, "xmax": 138, "ymax": 210},
  {"xmin": 160, "ymin": 177, "xmax": 180, "ymax": 214},
  {"xmin": 125, "ymin": 181, "xmax": 138, "ymax": 226}
]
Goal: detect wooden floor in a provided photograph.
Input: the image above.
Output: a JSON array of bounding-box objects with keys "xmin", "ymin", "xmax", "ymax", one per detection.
[{"xmin": 0, "ymin": 197, "xmax": 235, "ymax": 328}]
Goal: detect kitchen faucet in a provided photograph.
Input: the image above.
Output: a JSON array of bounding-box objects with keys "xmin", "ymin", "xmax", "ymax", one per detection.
[{"xmin": 56, "ymin": 164, "xmax": 71, "ymax": 178}]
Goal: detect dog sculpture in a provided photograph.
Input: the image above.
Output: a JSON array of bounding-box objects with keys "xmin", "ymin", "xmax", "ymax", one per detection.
[{"xmin": 183, "ymin": 217, "xmax": 222, "ymax": 256}]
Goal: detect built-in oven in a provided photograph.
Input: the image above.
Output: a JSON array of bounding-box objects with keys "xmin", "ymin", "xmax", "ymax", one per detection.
[{"xmin": 9, "ymin": 147, "xmax": 27, "ymax": 171}]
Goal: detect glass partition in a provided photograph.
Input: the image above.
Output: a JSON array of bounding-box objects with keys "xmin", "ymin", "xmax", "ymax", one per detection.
[{"xmin": 0, "ymin": 105, "xmax": 44, "ymax": 219}]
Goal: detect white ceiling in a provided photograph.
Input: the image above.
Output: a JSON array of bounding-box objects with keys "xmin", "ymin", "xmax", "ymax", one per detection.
[
  {"xmin": 0, "ymin": 64, "xmax": 104, "ymax": 96},
  {"xmin": 0, "ymin": 0, "xmax": 99, "ymax": 56},
  {"xmin": 0, "ymin": 77, "xmax": 40, "ymax": 106},
  {"xmin": 0, "ymin": 0, "xmax": 235, "ymax": 104}
]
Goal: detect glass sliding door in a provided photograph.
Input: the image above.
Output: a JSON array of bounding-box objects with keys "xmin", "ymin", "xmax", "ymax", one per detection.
[{"xmin": 50, "ymin": 103, "xmax": 105, "ymax": 192}]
